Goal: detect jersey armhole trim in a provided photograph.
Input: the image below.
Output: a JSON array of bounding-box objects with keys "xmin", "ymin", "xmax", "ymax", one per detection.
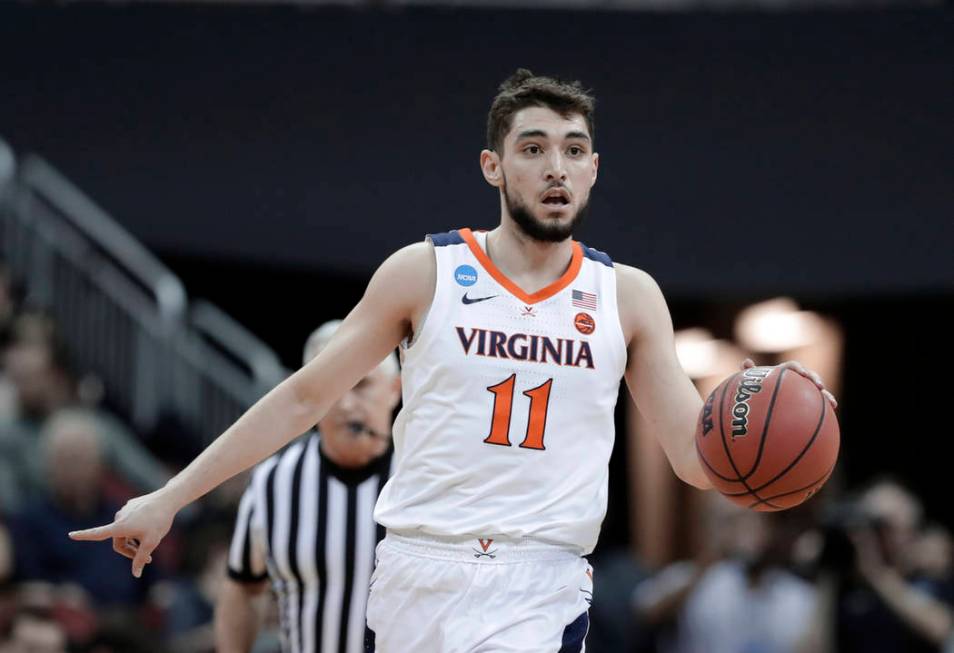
[{"xmin": 403, "ymin": 236, "xmax": 441, "ymax": 353}]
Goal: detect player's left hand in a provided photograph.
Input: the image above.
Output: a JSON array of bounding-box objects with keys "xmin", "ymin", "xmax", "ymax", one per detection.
[{"xmin": 742, "ymin": 358, "xmax": 838, "ymax": 409}]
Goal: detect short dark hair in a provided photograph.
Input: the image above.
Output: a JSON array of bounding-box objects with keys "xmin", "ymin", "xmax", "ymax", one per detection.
[{"xmin": 486, "ymin": 68, "xmax": 596, "ymax": 155}]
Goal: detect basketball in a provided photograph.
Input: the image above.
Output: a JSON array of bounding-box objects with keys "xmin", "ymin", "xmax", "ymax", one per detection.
[{"xmin": 695, "ymin": 365, "xmax": 840, "ymax": 511}]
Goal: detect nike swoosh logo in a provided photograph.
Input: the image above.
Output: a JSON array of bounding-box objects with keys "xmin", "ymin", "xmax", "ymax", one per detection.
[{"xmin": 462, "ymin": 293, "xmax": 498, "ymax": 305}]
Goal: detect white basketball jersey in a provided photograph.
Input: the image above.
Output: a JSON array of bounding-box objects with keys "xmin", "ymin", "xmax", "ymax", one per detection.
[{"xmin": 374, "ymin": 228, "xmax": 627, "ymax": 554}]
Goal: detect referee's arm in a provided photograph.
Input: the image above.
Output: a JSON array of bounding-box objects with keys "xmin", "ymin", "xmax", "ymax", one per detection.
[
  {"xmin": 216, "ymin": 483, "xmax": 270, "ymax": 653},
  {"xmin": 216, "ymin": 576, "xmax": 269, "ymax": 653}
]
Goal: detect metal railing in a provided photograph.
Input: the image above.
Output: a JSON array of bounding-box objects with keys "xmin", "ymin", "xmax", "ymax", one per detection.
[{"xmin": 0, "ymin": 144, "xmax": 288, "ymax": 441}]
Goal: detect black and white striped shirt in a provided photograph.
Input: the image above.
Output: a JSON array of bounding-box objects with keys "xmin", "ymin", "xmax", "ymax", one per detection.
[{"xmin": 227, "ymin": 433, "xmax": 392, "ymax": 653}]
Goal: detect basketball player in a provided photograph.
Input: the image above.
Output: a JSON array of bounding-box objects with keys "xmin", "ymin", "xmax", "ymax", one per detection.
[{"xmin": 70, "ymin": 69, "xmax": 836, "ymax": 651}]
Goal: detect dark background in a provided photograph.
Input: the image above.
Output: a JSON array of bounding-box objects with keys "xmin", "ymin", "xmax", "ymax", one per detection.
[
  {"xmin": 2, "ymin": 2, "xmax": 952, "ymax": 536},
  {"xmin": 2, "ymin": 4, "xmax": 952, "ymax": 295}
]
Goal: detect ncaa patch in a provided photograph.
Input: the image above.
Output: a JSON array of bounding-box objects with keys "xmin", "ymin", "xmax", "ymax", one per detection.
[{"xmin": 454, "ymin": 264, "xmax": 478, "ymax": 287}]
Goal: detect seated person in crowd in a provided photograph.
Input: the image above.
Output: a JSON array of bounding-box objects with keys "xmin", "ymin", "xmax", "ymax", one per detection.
[
  {"xmin": 8, "ymin": 409, "xmax": 154, "ymax": 607},
  {"xmin": 0, "ymin": 316, "xmax": 169, "ymax": 514},
  {"xmin": 634, "ymin": 495, "xmax": 816, "ymax": 653}
]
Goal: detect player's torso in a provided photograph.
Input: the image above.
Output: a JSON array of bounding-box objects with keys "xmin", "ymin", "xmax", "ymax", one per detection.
[{"xmin": 375, "ymin": 228, "xmax": 627, "ymax": 553}]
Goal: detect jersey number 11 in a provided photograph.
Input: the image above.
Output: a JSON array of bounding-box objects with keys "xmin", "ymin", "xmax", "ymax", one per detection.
[{"xmin": 484, "ymin": 374, "xmax": 553, "ymax": 450}]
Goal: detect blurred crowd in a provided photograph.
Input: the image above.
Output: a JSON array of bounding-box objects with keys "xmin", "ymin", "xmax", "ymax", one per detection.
[
  {"xmin": 2, "ymin": 253, "xmax": 954, "ymax": 652},
  {"xmin": 0, "ymin": 259, "xmax": 273, "ymax": 653},
  {"xmin": 588, "ymin": 479, "xmax": 954, "ymax": 653}
]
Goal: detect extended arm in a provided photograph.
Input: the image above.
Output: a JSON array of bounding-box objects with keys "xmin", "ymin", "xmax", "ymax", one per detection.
[{"xmin": 70, "ymin": 242, "xmax": 435, "ymax": 576}]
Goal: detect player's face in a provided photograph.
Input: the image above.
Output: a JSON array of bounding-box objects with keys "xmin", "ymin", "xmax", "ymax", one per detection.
[
  {"xmin": 318, "ymin": 367, "xmax": 399, "ymax": 468},
  {"xmin": 491, "ymin": 106, "xmax": 598, "ymax": 242}
]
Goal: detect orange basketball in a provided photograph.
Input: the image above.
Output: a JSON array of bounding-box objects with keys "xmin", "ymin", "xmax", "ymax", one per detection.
[{"xmin": 694, "ymin": 365, "xmax": 840, "ymax": 511}]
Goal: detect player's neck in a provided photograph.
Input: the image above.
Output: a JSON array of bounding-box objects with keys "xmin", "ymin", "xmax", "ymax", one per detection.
[{"xmin": 485, "ymin": 223, "xmax": 575, "ymax": 288}]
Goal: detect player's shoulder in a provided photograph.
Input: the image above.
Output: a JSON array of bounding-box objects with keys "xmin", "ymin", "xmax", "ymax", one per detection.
[
  {"xmin": 614, "ymin": 262, "xmax": 663, "ymax": 298},
  {"xmin": 614, "ymin": 263, "xmax": 670, "ymax": 343},
  {"xmin": 376, "ymin": 228, "xmax": 473, "ymax": 273},
  {"xmin": 365, "ymin": 240, "xmax": 434, "ymax": 299},
  {"xmin": 359, "ymin": 239, "xmax": 438, "ymax": 325},
  {"xmin": 374, "ymin": 238, "xmax": 436, "ymax": 280}
]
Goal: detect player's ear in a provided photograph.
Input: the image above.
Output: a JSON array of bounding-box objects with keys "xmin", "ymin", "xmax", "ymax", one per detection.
[
  {"xmin": 591, "ymin": 151, "xmax": 599, "ymax": 184},
  {"xmin": 480, "ymin": 149, "xmax": 503, "ymax": 188}
]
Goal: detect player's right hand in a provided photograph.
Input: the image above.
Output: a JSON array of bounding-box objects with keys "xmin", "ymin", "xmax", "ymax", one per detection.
[{"xmin": 68, "ymin": 489, "xmax": 176, "ymax": 578}]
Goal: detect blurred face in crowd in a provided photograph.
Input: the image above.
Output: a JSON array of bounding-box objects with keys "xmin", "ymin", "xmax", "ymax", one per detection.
[
  {"xmin": 7, "ymin": 615, "xmax": 67, "ymax": 653},
  {"xmin": 4, "ymin": 342, "xmax": 53, "ymax": 418},
  {"xmin": 862, "ymin": 481, "xmax": 922, "ymax": 569},
  {"xmin": 482, "ymin": 107, "xmax": 598, "ymax": 243},
  {"xmin": 43, "ymin": 413, "xmax": 104, "ymax": 513},
  {"xmin": 914, "ymin": 526, "xmax": 952, "ymax": 579},
  {"xmin": 3, "ymin": 341, "xmax": 72, "ymax": 420},
  {"xmin": 702, "ymin": 495, "xmax": 773, "ymax": 563},
  {"xmin": 725, "ymin": 510, "xmax": 772, "ymax": 562}
]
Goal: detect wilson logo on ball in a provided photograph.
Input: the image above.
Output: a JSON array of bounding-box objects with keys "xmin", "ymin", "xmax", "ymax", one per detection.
[{"xmin": 731, "ymin": 367, "xmax": 772, "ymax": 438}]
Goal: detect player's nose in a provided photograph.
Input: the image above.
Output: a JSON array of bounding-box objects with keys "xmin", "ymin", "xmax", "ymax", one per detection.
[{"xmin": 544, "ymin": 152, "xmax": 567, "ymax": 181}]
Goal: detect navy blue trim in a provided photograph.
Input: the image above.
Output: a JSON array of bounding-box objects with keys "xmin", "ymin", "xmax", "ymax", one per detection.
[
  {"xmin": 580, "ymin": 243, "xmax": 613, "ymax": 267},
  {"xmin": 364, "ymin": 625, "xmax": 376, "ymax": 652},
  {"xmin": 558, "ymin": 612, "xmax": 589, "ymax": 653},
  {"xmin": 428, "ymin": 230, "xmax": 465, "ymax": 247}
]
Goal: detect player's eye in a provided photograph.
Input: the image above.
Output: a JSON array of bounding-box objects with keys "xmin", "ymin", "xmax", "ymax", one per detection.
[
  {"xmin": 568, "ymin": 146, "xmax": 585, "ymax": 156},
  {"xmin": 524, "ymin": 145, "xmax": 541, "ymax": 155}
]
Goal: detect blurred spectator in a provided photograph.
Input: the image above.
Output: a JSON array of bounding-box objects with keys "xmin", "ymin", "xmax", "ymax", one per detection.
[
  {"xmin": 913, "ymin": 524, "xmax": 954, "ymax": 603},
  {"xmin": 0, "ymin": 262, "xmax": 18, "ymax": 352},
  {"xmin": 7, "ymin": 410, "xmax": 155, "ymax": 607},
  {"xmin": 804, "ymin": 479, "xmax": 954, "ymax": 652},
  {"xmin": 152, "ymin": 520, "xmax": 233, "ymax": 653},
  {"xmin": 0, "ymin": 523, "xmax": 10, "ymax": 588},
  {"xmin": 586, "ymin": 548, "xmax": 653, "ymax": 653},
  {"xmin": 633, "ymin": 495, "xmax": 815, "ymax": 653},
  {"xmin": 0, "ymin": 260, "xmax": 21, "ymax": 422},
  {"xmin": 81, "ymin": 612, "xmax": 165, "ymax": 653},
  {"xmin": 0, "ymin": 582, "xmax": 93, "ymax": 653},
  {"xmin": 0, "ymin": 322, "xmax": 169, "ymax": 514},
  {"xmin": 0, "ymin": 612, "xmax": 67, "ymax": 653}
]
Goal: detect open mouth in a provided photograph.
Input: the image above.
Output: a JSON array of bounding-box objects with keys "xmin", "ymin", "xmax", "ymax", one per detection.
[{"xmin": 542, "ymin": 190, "xmax": 570, "ymax": 206}]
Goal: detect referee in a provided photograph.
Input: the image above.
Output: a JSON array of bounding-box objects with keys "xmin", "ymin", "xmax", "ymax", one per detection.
[{"xmin": 215, "ymin": 320, "xmax": 400, "ymax": 653}]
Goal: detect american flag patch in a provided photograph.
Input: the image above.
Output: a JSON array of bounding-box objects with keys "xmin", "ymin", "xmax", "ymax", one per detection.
[{"xmin": 572, "ymin": 289, "xmax": 598, "ymax": 310}]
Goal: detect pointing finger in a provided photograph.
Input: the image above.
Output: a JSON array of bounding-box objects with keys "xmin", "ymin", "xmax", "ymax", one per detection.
[{"xmin": 69, "ymin": 523, "xmax": 117, "ymax": 541}]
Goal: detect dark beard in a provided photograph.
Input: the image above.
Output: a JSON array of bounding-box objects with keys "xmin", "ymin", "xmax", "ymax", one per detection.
[{"xmin": 504, "ymin": 185, "xmax": 589, "ymax": 243}]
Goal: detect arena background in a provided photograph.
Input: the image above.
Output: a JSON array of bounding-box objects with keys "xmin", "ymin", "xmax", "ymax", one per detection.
[{"xmin": 0, "ymin": 1, "xmax": 952, "ymax": 651}]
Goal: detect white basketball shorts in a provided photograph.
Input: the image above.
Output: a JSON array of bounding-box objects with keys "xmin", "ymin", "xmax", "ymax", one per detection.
[{"xmin": 364, "ymin": 532, "xmax": 593, "ymax": 652}]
